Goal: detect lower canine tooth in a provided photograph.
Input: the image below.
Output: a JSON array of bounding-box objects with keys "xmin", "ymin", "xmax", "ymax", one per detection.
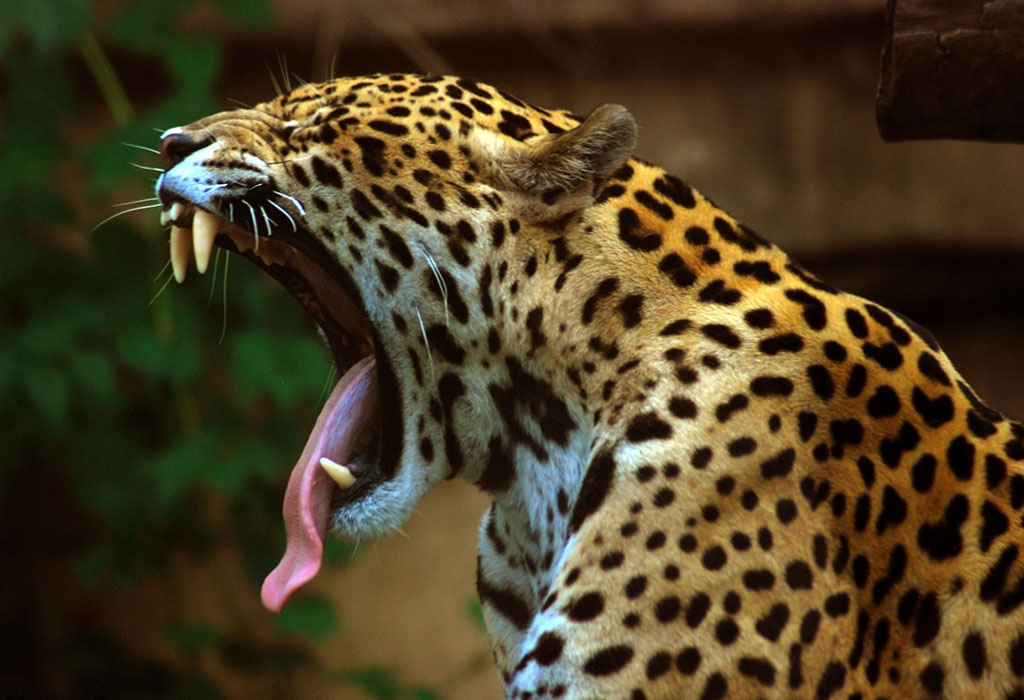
[
  {"xmin": 193, "ymin": 209, "xmax": 220, "ymax": 274},
  {"xmin": 319, "ymin": 457, "xmax": 356, "ymax": 488},
  {"xmin": 170, "ymin": 226, "xmax": 191, "ymax": 283},
  {"xmin": 169, "ymin": 201, "xmax": 186, "ymax": 223}
]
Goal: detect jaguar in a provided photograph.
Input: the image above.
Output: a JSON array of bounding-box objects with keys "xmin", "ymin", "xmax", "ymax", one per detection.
[{"xmin": 155, "ymin": 73, "xmax": 1024, "ymax": 699}]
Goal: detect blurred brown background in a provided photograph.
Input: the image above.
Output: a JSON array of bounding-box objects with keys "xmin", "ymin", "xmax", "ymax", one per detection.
[{"xmin": 10, "ymin": 1, "xmax": 1024, "ymax": 698}]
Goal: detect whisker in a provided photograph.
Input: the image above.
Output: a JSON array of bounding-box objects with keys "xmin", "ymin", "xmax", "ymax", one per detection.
[
  {"xmin": 414, "ymin": 305, "xmax": 434, "ymax": 378},
  {"xmin": 226, "ymin": 98, "xmax": 253, "ymax": 109},
  {"xmin": 219, "ymin": 253, "xmax": 230, "ymax": 345},
  {"xmin": 114, "ymin": 196, "xmax": 161, "ymax": 207},
  {"xmin": 261, "ymin": 206, "xmax": 274, "ymax": 235},
  {"xmin": 148, "ymin": 267, "xmax": 175, "ymax": 306},
  {"xmin": 92, "ymin": 202, "xmax": 163, "ymax": 231},
  {"xmin": 423, "ymin": 251, "xmax": 449, "ymax": 329},
  {"xmin": 266, "ymin": 64, "xmax": 283, "ymax": 96},
  {"xmin": 207, "ymin": 247, "xmax": 221, "ymax": 306},
  {"xmin": 278, "ymin": 53, "xmax": 292, "ymax": 93},
  {"xmin": 268, "ymin": 200, "xmax": 297, "ymax": 233},
  {"xmin": 122, "ymin": 142, "xmax": 160, "ymax": 154},
  {"xmin": 318, "ymin": 363, "xmax": 339, "ymax": 408},
  {"xmin": 152, "ymin": 258, "xmax": 172, "ymax": 282},
  {"xmin": 130, "ymin": 162, "xmax": 165, "ymax": 173},
  {"xmin": 242, "ymin": 200, "xmax": 260, "ymax": 250},
  {"xmin": 274, "ymin": 190, "xmax": 307, "ymax": 217}
]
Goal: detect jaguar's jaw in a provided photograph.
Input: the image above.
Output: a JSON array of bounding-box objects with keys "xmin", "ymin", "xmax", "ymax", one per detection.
[{"xmin": 155, "ymin": 193, "xmax": 407, "ymax": 609}]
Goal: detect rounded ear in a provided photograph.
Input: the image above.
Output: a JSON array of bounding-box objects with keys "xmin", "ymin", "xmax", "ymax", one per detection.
[{"xmin": 471, "ymin": 104, "xmax": 637, "ymax": 197}]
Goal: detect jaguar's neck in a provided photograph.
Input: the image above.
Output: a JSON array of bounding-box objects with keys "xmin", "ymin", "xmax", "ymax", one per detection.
[{"xmin": 469, "ymin": 200, "xmax": 659, "ymax": 602}]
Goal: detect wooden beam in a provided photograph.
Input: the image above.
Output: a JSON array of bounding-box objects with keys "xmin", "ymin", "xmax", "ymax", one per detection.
[{"xmin": 877, "ymin": 0, "xmax": 1024, "ymax": 142}]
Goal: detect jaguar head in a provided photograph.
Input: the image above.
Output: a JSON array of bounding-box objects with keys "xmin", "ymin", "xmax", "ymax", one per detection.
[{"xmin": 154, "ymin": 74, "xmax": 636, "ymax": 611}]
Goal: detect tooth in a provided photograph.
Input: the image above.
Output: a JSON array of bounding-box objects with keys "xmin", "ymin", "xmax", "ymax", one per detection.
[
  {"xmin": 170, "ymin": 226, "xmax": 191, "ymax": 283},
  {"xmin": 193, "ymin": 209, "xmax": 220, "ymax": 274},
  {"xmin": 160, "ymin": 209, "xmax": 172, "ymax": 226},
  {"xmin": 319, "ymin": 457, "xmax": 356, "ymax": 488},
  {"xmin": 169, "ymin": 201, "xmax": 186, "ymax": 224}
]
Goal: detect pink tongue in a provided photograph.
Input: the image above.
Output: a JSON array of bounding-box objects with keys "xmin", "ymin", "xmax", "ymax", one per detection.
[{"xmin": 261, "ymin": 356, "xmax": 377, "ymax": 612}]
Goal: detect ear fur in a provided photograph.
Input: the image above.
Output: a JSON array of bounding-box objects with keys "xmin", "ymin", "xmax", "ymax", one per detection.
[{"xmin": 472, "ymin": 104, "xmax": 637, "ymax": 197}]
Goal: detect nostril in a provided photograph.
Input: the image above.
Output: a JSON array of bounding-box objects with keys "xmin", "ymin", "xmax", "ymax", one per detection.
[{"xmin": 160, "ymin": 131, "xmax": 211, "ymax": 167}]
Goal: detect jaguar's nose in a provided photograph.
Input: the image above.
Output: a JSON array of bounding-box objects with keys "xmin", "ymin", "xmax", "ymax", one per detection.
[{"xmin": 159, "ymin": 130, "xmax": 211, "ymax": 168}]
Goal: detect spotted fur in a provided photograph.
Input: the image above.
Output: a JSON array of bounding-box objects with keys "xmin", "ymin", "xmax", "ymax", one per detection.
[{"xmin": 157, "ymin": 74, "xmax": 1024, "ymax": 700}]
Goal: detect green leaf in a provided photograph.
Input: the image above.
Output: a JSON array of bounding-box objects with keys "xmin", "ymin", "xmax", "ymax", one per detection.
[
  {"xmin": 164, "ymin": 621, "xmax": 221, "ymax": 653},
  {"xmin": 275, "ymin": 594, "xmax": 339, "ymax": 644},
  {"xmin": 169, "ymin": 676, "xmax": 226, "ymax": 700},
  {"xmin": 70, "ymin": 349, "xmax": 117, "ymax": 405},
  {"xmin": 0, "ymin": 349, "xmax": 14, "ymax": 397},
  {"xmin": 333, "ymin": 667, "xmax": 447, "ymax": 700},
  {"xmin": 217, "ymin": 0, "xmax": 275, "ymax": 26},
  {"xmin": 2, "ymin": 0, "xmax": 92, "ymax": 54},
  {"xmin": 106, "ymin": 0, "xmax": 194, "ymax": 54},
  {"xmin": 164, "ymin": 38, "xmax": 222, "ymax": 94},
  {"xmin": 465, "ymin": 599, "xmax": 487, "ymax": 634},
  {"xmin": 20, "ymin": 363, "xmax": 69, "ymax": 426},
  {"xmin": 208, "ymin": 440, "xmax": 277, "ymax": 496},
  {"xmin": 146, "ymin": 432, "xmax": 221, "ymax": 507},
  {"xmin": 322, "ymin": 536, "xmax": 358, "ymax": 567},
  {"xmin": 115, "ymin": 309, "xmax": 201, "ymax": 383},
  {"xmin": 335, "ymin": 666, "xmax": 403, "ymax": 700}
]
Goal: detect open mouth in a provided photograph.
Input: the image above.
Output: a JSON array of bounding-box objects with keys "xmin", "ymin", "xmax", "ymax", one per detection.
[{"xmin": 157, "ymin": 197, "xmax": 389, "ymax": 612}]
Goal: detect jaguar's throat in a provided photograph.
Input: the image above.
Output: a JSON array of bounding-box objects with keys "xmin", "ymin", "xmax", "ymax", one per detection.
[{"xmin": 156, "ymin": 199, "xmax": 387, "ymax": 612}]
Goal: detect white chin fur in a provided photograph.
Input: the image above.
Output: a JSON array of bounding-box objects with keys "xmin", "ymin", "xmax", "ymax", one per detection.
[{"xmin": 328, "ymin": 467, "xmax": 433, "ymax": 540}]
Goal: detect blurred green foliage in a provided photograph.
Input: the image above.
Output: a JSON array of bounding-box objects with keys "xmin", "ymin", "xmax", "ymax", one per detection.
[{"xmin": 0, "ymin": 2, "xmax": 467, "ymax": 698}]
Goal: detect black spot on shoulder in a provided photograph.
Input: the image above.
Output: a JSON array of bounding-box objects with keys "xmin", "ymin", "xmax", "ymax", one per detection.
[
  {"xmin": 751, "ymin": 376, "xmax": 794, "ymax": 397},
  {"xmin": 653, "ymin": 174, "xmax": 697, "ymax": 208},
  {"xmin": 918, "ymin": 352, "xmax": 951, "ymax": 386},
  {"xmin": 583, "ymin": 645, "xmax": 634, "ymax": 676},
  {"xmin": 785, "ymin": 289, "xmax": 827, "ymax": 330},
  {"xmin": 947, "ymin": 435, "xmax": 976, "ymax": 480},
  {"xmin": 427, "ymin": 149, "xmax": 452, "ymax": 169},
  {"xmin": 913, "ymin": 592, "xmax": 942, "ymax": 647},
  {"xmin": 866, "ymin": 385, "xmax": 901, "ymax": 418},
  {"xmin": 310, "ymin": 155, "xmax": 343, "ymax": 188},
  {"xmin": 699, "ymin": 279, "xmax": 742, "ymax": 305},
  {"xmin": 962, "ymin": 632, "xmax": 987, "ymax": 679},
  {"xmin": 760, "ymin": 333, "xmax": 804, "ymax": 355},
  {"xmin": 635, "ymin": 190, "xmax": 674, "ymax": 220},
  {"xmin": 744, "ymin": 308, "xmax": 775, "ymax": 329},
  {"xmin": 477, "ymin": 569, "xmax": 532, "ymax": 631},
  {"xmin": 866, "ymin": 304, "xmax": 912, "ymax": 345},
  {"xmin": 755, "ymin": 603, "xmax": 790, "ymax": 642},
  {"xmin": 702, "ymin": 324, "xmax": 741, "ymax": 348},
  {"xmin": 532, "ymin": 631, "xmax": 565, "ymax": 665},
  {"xmin": 658, "ymin": 253, "xmax": 697, "ymax": 288},
  {"xmin": 845, "ymin": 308, "xmax": 868, "ymax": 338},
  {"xmin": 618, "ymin": 208, "xmax": 662, "ymax": 252},
  {"xmin": 353, "ymin": 136, "xmax": 386, "ymax": 176},
  {"xmin": 912, "ymin": 387, "xmax": 954, "ymax": 428},
  {"xmin": 570, "ymin": 450, "xmax": 617, "ymax": 532},
  {"xmin": 627, "ymin": 413, "xmax": 673, "ymax": 442},
  {"xmin": 761, "ymin": 448, "xmax": 796, "ymax": 479},
  {"xmin": 917, "ymin": 494, "xmax": 969, "ymax": 561},
  {"xmin": 815, "ymin": 661, "xmax": 846, "ymax": 699},
  {"xmin": 567, "ymin": 591, "xmax": 604, "ymax": 621},
  {"xmin": 980, "ymin": 501, "xmax": 1010, "ymax": 553}
]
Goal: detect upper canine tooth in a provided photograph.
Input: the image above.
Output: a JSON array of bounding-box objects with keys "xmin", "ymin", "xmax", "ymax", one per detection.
[
  {"xmin": 170, "ymin": 226, "xmax": 191, "ymax": 283},
  {"xmin": 319, "ymin": 457, "xmax": 356, "ymax": 488},
  {"xmin": 160, "ymin": 209, "xmax": 173, "ymax": 226},
  {"xmin": 193, "ymin": 209, "xmax": 220, "ymax": 274}
]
